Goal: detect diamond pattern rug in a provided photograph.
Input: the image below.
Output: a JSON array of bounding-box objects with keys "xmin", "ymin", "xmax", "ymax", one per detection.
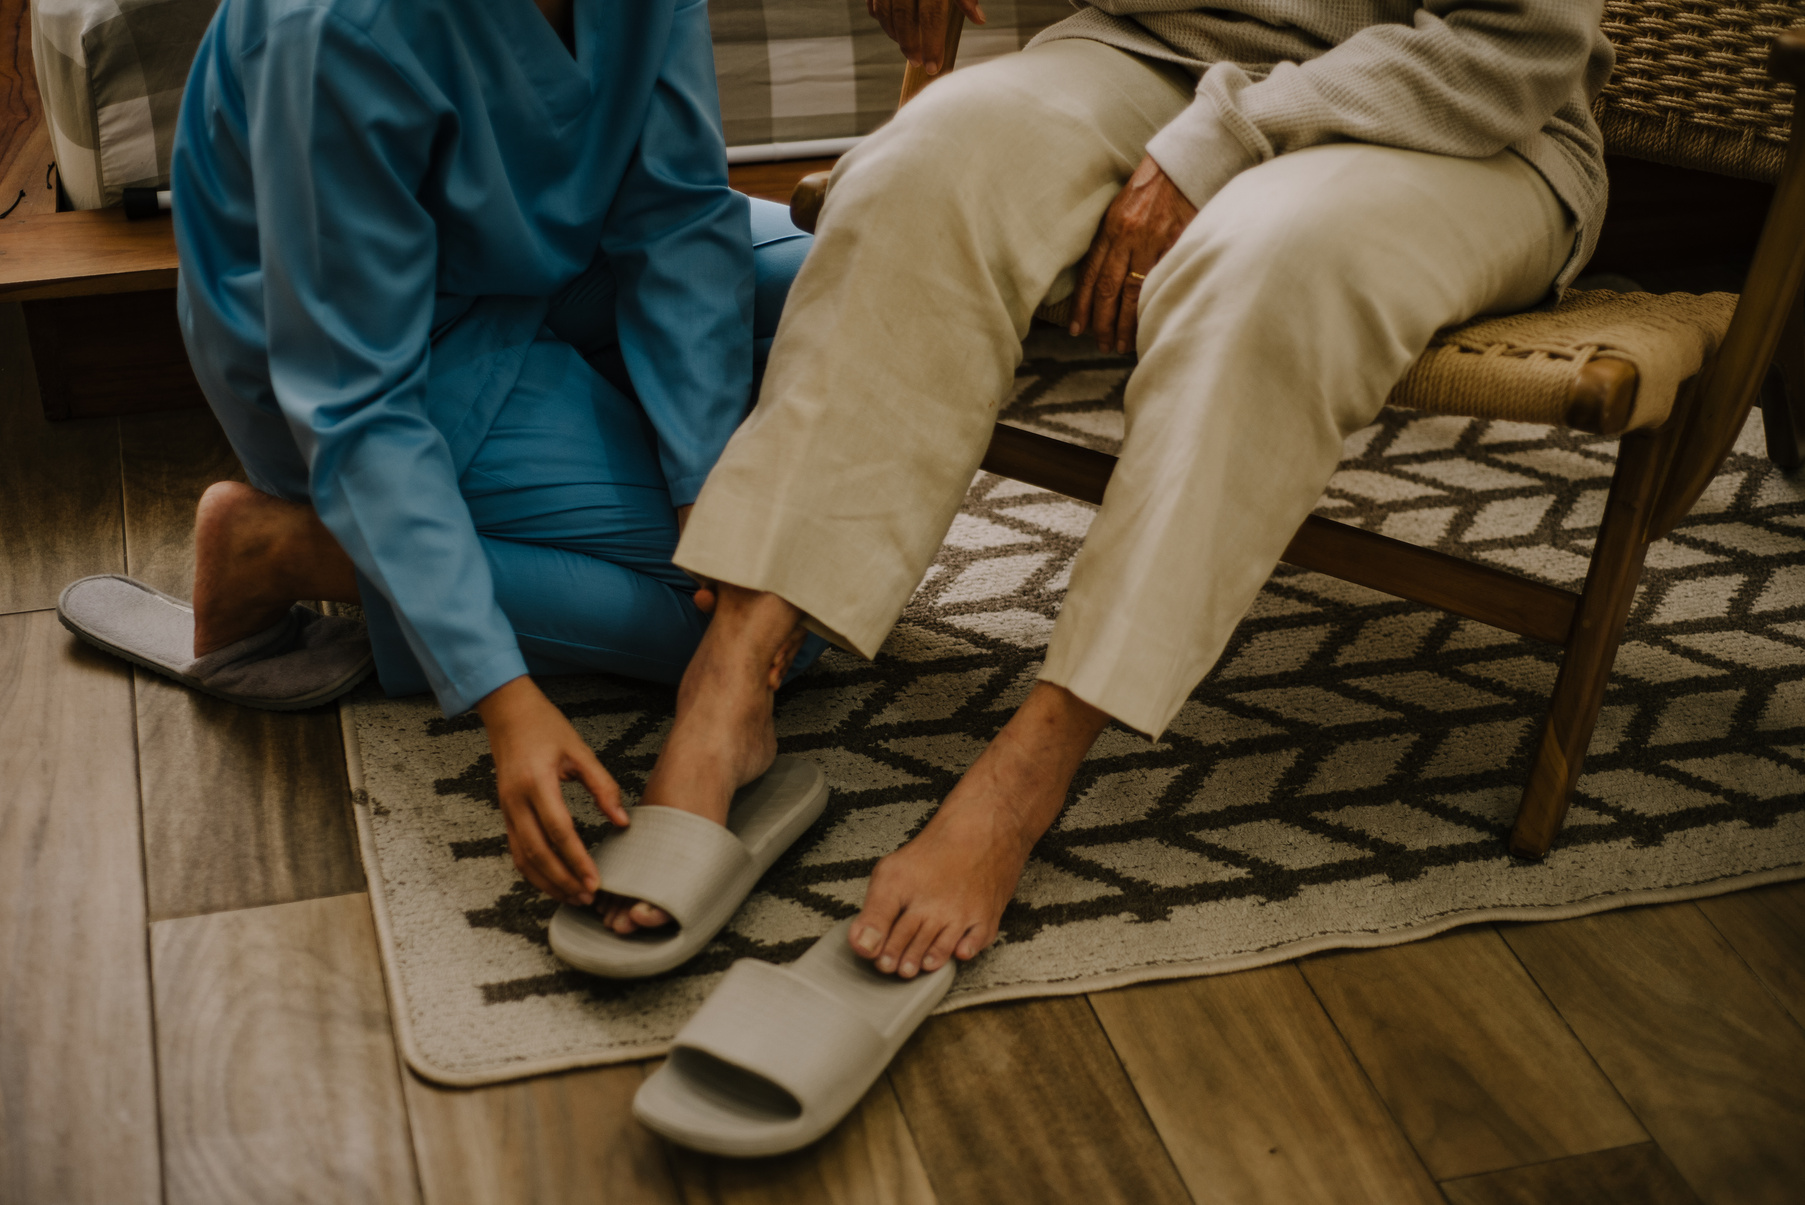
[{"xmin": 345, "ymin": 330, "xmax": 1805, "ymax": 1085}]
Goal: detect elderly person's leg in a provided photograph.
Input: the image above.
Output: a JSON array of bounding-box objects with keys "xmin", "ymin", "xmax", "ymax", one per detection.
[
  {"xmin": 680, "ymin": 41, "xmax": 1193, "ymax": 650},
  {"xmin": 609, "ymin": 42, "xmax": 1195, "ymax": 933},
  {"xmin": 851, "ymin": 142, "xmax": 1575, "ymax": 975}
]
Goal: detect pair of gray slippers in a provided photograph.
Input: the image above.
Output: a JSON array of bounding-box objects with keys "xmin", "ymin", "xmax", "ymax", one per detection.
[
  {"xmin": 57, "ymin": 574, "xmax": 372, "ymax": 709},
  {"xmin": 58, "ymin": 573, "xmax": 953, "ymax": 1158},
  {"xmin": 551, "ymin": 758, "xmax": 956, "ymax": 1157}
]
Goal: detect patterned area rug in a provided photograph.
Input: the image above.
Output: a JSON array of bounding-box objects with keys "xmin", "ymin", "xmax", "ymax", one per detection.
[{"xmin": 345, "ymin": 330, "xmax": 1805, "ymax": 1085}]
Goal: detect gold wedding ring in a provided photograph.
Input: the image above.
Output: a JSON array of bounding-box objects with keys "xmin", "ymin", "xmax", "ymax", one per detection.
[{"xmin": 1126, "ymin": 270, "xmax": 1147, "ymax": 282}]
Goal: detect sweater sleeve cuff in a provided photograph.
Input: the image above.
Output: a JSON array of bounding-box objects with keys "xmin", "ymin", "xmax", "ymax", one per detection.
[
  {"xmin": 1144, "ymin": 98, "xmax": 1263, "ymax": 211},
  {"xmin": 436, "ymin": 645, "xmax": 531, "ymax": 718},
  {"xmin": 665, "ymin": 469, "xmax": 710, "ymax": 509}
]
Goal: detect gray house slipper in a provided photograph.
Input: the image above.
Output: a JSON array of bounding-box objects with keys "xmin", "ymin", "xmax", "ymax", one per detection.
[
  {"xmin": 57, "ymin": 574, "xmax": 372, "ymax": 710},
  {"xmin": 634, "ymin": 917, "xmax": 955, "ymax": 1156},
  {"xmin": 548, "ymin": 756, "xmax": 829, "ymax": 979}
]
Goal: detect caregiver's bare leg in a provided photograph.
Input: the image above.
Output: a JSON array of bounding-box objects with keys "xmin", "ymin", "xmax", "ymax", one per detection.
[
  {"xmin": 597, "ymin": 584, "xmax": 808, "ymax": 932},
  {"xmin": 191, "ymin": 481, "xmax": 360, "ymax": 656}
]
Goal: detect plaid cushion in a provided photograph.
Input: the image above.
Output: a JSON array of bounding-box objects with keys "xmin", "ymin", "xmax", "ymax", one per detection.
[
  {"xmin": 30, "ymin": 0, "xmax": 1071, "ymax": 209},
  {"xmin": 32, "ymin": 0, "xmax": 219, "ymax": 209},
  {"xmin": 712, "ymin": 0, "xmax": 1073, "ymax": 151}
]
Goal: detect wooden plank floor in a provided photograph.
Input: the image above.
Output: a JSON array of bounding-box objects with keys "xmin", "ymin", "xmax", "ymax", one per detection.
[{"xmin": 5, "ymin": 227, "xmax": 1805, "ymax": 1200}]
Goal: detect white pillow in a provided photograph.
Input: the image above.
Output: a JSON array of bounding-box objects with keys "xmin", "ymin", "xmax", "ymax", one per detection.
[{"xmin": 31, "ymin": 0, "xmax": 218, "ymax": 209}]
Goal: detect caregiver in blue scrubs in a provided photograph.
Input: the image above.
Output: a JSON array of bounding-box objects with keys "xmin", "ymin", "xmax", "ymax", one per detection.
[{"xmin": 169, "ymin": 0, "xmax": 814, "ymax": 906}]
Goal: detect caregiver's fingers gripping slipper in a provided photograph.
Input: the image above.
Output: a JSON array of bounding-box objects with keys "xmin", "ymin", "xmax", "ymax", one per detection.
[
  {"xmin": 548, "ymin": 756, "xmax": 829, "ymax": 980},
  {"xmin": 57, "ymin": 575, "xmax": 373, "ymax": 710},
  {"xmin": 634, "ymin": 917, "xmax": 955, "ymax": 1157}
]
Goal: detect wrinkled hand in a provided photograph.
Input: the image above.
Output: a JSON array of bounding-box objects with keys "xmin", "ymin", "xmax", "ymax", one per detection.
[
  {"xmin": 478, "ymin": 675, "xmax": 626, "ymax": 905},
  {"xmin": 869, "ymin": 0, "xmax": 986, "ymax": 74},
  {"xmin": 1071, "ymin": 156, "xmax": 1199, "ymax": 354}
]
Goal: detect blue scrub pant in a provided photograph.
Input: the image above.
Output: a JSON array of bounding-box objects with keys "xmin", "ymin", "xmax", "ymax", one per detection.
[{"xmin": 362, "ymin": 196, "xmax": 817, "ymax": 696}]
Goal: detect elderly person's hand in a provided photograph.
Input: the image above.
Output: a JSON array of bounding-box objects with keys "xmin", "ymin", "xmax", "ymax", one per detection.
[
  {"xmin": 870, "ymin": 0, "xmax": 986, "ymax": 74},
  {"xmin": 1071, "ymin": 155, "xmax": 1199, "ymax": 354}
]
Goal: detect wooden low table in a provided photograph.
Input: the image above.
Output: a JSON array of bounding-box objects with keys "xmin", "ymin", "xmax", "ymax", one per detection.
[
  {"xmin": 0, "ymin": 152, "xmax": 835, "ymax": 422},
  {"xmin": 0, "ymin": 0, "xmax": 200, "ymax": 420},
  {"xmin": 0, "ymin": 209, "xmax": 197, "ymax": 420}
]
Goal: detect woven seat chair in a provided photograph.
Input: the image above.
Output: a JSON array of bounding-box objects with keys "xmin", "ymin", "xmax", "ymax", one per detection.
[{"xmin": 789, "ymin": 3, "xmax": 1805, "ymax": 858}]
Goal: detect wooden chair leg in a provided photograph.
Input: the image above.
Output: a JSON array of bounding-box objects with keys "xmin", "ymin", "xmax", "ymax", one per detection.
[
  {"xmin": 1510, "ymin": 426, "xmax": 1669, "ymax": 857},
  {"xmin": 1760, "ymin": 286, "xmax": 1805, "ymax": 472}
]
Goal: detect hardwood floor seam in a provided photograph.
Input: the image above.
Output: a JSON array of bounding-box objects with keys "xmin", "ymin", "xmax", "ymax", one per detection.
[
  {"xmin": 888, "ymin": 997, "xmax": 1192, "ymax": 1204},
  {"xmin": 1292, "ymin": 956, "xmax": 1453, "ymax": 1190},
  {"xmin": 1694, "ymin": 900, "xmax": 1805, "ymax": 1043},
  {"xmin": 143, "ymin": 928, "xmax": 175, "ymax": 1205},
  {"xmin": 150, "ymin": 894, "xmax": 422, "ymax": 1203},
  {"xmin": 1490, "ymin": 920, "xmax": 1663, "ymax": 1146},
  {"xmin": 879, "ymin": 1069, "xmax": 942, "ymax": 1205},
  {"xmin": 159, "ymin": 886, "xmax": 373, "ymax": 921},
  {"xmin": 1499, "ymin": 904, "xmax": 1805, "ymax": 1205},
  {"xmin": 2, "ymin": 608, "xmax": 164, "ymax": 1200},
  {"xmin": 1080, "ymin": 994, "xmax": 1199, "ymax": 1205},
  {"xmin": 127, "ymin": 656, "xmax": 178, "ymax": 1205},
  {"xmin": 1432, "ymin": 1139, "xmax": 1672, "ymax": 1185}
]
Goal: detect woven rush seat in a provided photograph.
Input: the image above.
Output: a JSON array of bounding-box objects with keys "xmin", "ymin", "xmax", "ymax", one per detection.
[
  {"xmin": 1025, "ymin": 288, "xmax": 1738, "ymax": 437},
  {"xmin": 1390, "ymin": 289, "xmax": 1738, "ymax": 435}
]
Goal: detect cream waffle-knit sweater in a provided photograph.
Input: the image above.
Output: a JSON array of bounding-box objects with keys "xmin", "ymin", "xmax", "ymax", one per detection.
[{"xmin": 1030, "ymin": 0, "xmax": 1612, "ymax": 283}]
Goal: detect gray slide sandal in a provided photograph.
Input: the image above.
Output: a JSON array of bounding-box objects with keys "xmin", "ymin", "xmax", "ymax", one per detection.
[
  {"xmin": 57, "ymin": 575, "xmax": 372, "ymax": 710},
  {"xmin": 548, "ymin": 756, "xmax": 829, "ymax": 979},
  {"xmin": 634, "ymin": 917, "xmax": 955, "ymax": 1156}
]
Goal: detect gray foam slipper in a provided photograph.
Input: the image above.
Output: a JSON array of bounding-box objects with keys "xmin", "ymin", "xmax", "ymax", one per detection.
[
  {"xmin": 548, "ymin": 756, "xmax": 829, "ymax": 979},
  {"xmin": 634, "ymin": 917, "xmax": 955, "ymax": 1156},
  {"xmin": 57, "ymin": 574, "xmax": 373, "ymax": 711}
]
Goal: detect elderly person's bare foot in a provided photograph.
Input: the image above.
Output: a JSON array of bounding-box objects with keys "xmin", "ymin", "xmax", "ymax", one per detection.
[
  {"xmin": 191, "ymin": 481, "xmax": 359, "ymax": 656},
  {"xmin": 596, "ymin": 584, "xmax": 809, "ymax": 934},
  {"xmin": 848, "ymin": 682, "xmax": 1109, "ymax": 977}
]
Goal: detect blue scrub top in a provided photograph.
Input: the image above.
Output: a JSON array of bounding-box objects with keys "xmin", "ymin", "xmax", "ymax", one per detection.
[{"xmin": 171, "ymin": 0, "xmax": 755, "ymax": 715}]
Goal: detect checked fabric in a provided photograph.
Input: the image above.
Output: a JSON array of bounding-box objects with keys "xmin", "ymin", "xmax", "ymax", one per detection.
[{"xmin": 708, "ymin": 0, "xmax": 1071, "ymax": 150}]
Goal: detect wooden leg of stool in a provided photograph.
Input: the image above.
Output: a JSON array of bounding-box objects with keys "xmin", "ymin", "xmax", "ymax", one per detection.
[{"xmin": 1510, "ymin": 427, "xmax": 1665, "ymax": 858}]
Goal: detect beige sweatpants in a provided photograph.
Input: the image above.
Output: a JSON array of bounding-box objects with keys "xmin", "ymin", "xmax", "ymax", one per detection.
[{"xmin": 679, "ymin": 38, "xmax": 1575, "ymax": 737}]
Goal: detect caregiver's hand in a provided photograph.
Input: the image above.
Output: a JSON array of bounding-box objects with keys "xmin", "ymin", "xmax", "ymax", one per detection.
[
  {"xmin": 870, "ymin": 0, "xmax": 986, "ymax": 74},
  {"xmin": 478, "ymin": 675, "xmax": 624, "ymax": 905},
  {"xmin": 1071, "ymin": 155, "xmax": 1198, "ymax": 355}
]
